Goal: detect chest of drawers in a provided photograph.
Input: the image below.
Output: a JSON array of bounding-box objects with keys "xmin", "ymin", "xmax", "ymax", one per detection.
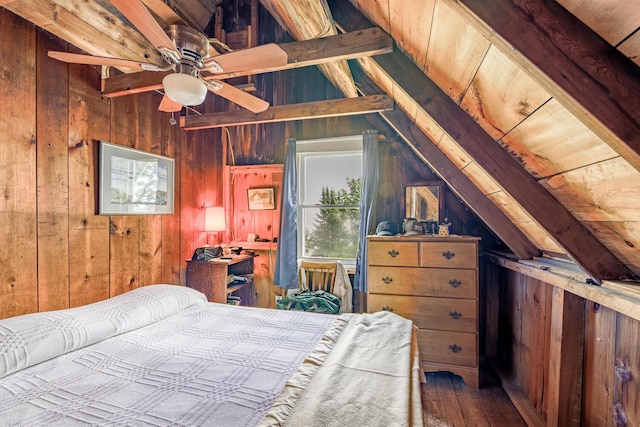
[{"xmin": 366, "ymin": 235, "xmax": 480, "ymax": 387}]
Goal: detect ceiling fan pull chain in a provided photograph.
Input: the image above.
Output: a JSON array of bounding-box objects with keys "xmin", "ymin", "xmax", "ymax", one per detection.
[{"xmin": 169, "ymin": 110, "xmax": 177, "ymax": 126}]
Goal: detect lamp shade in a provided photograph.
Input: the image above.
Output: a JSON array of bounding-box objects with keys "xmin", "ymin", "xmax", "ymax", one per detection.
[
  {"xmin": 205, "ymin": 207, "xmax": 226, "ymax": 231},
  {"xmin": 162, "ymin": 73, "xmax": 207, "ymax": 106}
]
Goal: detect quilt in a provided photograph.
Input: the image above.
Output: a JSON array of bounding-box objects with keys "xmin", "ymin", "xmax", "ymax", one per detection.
[{"xmin": 0, "ymin": 284, "xmax": 423, "ymax": 426}]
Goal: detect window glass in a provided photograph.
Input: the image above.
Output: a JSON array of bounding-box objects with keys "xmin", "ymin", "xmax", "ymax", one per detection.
[{"xmin": 297, "ymin": 136, "xmax": 363, "ymax": 260}]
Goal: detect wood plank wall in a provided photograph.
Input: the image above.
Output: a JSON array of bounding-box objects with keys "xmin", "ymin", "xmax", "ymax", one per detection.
[
  {"xmin": 0, "ymin": 10, "xmax": 213, "ymax": 318},
  {"xmin": 483, "ymin": 260, "xmax": 640, "ymax": 425},
  {"xmin": 0, "ymin": 4, "xmax": 495, "ymax": 318}
]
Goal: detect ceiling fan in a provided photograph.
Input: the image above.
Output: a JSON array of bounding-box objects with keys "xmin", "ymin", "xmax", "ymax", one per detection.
[{"xmin": 47, "ymin": 0, "xmax": 288, "ymax": 113}]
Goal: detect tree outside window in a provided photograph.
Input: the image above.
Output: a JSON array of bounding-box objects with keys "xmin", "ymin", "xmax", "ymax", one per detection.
[{"xmin": 297, "ymin": 138, "xmax": 363, "ymax": 261}]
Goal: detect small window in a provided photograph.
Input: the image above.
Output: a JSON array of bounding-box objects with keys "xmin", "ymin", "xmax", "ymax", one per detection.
[{"xmin": 297, "ymin": 136, "xmax": 363, "ymax": 261}]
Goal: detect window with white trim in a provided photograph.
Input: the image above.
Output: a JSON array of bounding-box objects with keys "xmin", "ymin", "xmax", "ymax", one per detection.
[{"xmin": 297, "ymin": 135, "xmax": 363, "ymax": 262}]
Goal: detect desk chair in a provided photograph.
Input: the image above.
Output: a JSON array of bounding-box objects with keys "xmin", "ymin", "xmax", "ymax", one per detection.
[{"xmin": 298, "ymin": 261, "xmax": 337, "ymax": 294}]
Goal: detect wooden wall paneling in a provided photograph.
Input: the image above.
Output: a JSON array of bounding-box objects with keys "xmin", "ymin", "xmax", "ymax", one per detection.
[
  {"xmin": 510, "ymin": 271, "xmax": 526, "ymax": 389},
  {"xmin": 0, "ymin": 9, "xmax": 38, "ymax": 318},
  {"xmin": 377, "ymin": 138, "xmax": 400, "ymax": 225},
  {"xmin": 542, "ymin": 282, "xmax": 553, "ymax": 420},
  {"xmin": 232, "ymin": 169, "xmax": 255, "ymax": 242},
  {"xmin": 138, "ymin": 92, "xmax": 164, "ymax": 286},
  {"xmin": 583, "ymin": 302, "xmax": 616, "ymax": 426},
  {"xmin": 180, "ymin": 130, "xmax": 208, "ymax": 284},
  {"xmin": 483, "ymin": 261, "xmax": 501, "ymax": 359},
  {"xmin": 614, "ymin": 313, "xmax": 640, "ymax": 426},
  {"xmin": 546, "ymin": 288, "xmax": 585, "ymax": 427},
  {"xmin": 108, "ymin": 95, "xmax": 141, "ymax": 296},
  {"xmin": 254, "ymin": 248, "xmax": 278, "ymax": 309},
  {"xmin": 160, "ymin": 113, "xmax": 182, "ymax": 285},
  {"xmin": 521, "ymin": 277, "xmax": 547, "ymax": 411},
  {"xmin": 35, "ymin": 29, "xmax": 70, "ymax": 311},
  {"xmin": 67, "ymin": 46, "xmax": 110, "ymax": 308},
  {"xmin": 203, "ymin": 125, "xmax": 226, "ymax": 247}
]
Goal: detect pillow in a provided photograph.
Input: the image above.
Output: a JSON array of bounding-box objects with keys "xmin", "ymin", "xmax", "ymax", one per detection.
[{"xmin": 0, "ymin": 284, "xmax": 206, "ymax": 378}]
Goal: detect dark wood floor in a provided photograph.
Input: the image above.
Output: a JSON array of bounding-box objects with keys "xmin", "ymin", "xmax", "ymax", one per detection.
[{"xmin": 421, "ymin": 369, "xmax": 527, "ymax": 426}]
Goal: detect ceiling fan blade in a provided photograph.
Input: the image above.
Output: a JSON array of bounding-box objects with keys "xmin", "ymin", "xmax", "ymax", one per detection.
[
  {"xmin": 47, "ymin": 51, "xmax": 165, "ymax": 71},
  {"xmin": 110, "ymin": 0, "xmax": 178, "ymax": 60},
  {"xmin": 202, "ymin": 44, "xmax": 288, "ymax": 74},
  {"xmin": 158, "ymin": 94, "xmax": 182, "ymax": 112},
  {"xmin": 206, "ymin": 81, "xmax": 269, "ymax": 113}
]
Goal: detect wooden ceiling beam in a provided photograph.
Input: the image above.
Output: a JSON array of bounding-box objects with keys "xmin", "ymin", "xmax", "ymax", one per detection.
[
  {"xmin": 5, "ymin": 0, "xmax": 164, "ymax": 66},
  {"xmin": 102, "ymin": 27, "xmax": 392, "ymax": 97},
  {"xmin": 180, "ymin": 94, "xmax": 393, "ymax": 130},
  {"xmin": 330, "ymin": 0, "xmax": 634, "ymax": 282},
  {"xmin": 452, "ymin": 0, "xmax": 640, "ymax": 173},
  {"xmin": 352, "ymin": 66, "xmax": 540, "ymax": 260}
]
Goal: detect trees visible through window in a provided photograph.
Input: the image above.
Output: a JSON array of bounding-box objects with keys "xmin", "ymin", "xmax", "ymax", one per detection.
[{"xmin": 298, "ymin": 136, "xmax": 363, "ymax": 261}]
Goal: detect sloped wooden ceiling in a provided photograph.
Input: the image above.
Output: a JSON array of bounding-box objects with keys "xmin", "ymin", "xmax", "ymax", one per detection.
[
  {"xmin": 2, "ymin": 0, "xmax": 639, "ymax": 283},
  {"xmin": 261, "ymin": 0, "xmax": 640, "ymax": 283}
]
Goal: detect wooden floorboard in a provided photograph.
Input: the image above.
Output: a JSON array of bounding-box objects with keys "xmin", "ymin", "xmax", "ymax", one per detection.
[{"xmin": 421, "ymin": 369, "xmax": 527, "ymax": 426}]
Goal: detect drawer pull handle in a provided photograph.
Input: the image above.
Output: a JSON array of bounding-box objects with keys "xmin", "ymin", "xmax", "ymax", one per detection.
[
  {"xmin": 449, "ymin": 311, "xmax": 462, "ymax": 319},
  {"xmin": 388, "ymin": 249, "xmax": 399, "ymax": 258},
  {"xmin": 449, "ymin": 344, "xmax": 462, "ymax": 353},
  {"xmin": 449, "ymin": 279, "xmax": 462, "ymax": 288},
  {"xmin": 442, "ymin": 251, "xmax": 456, "ymax": 260},
  {"xmin": 382, "ymin": 276, "xmax": 393, "ymax": 284},
  {"xmin": 382, "ymin": 306, "xmax": 394, "ymax": 312}
]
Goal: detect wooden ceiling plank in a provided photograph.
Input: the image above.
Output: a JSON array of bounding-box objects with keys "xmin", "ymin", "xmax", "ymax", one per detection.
[
  {"xmin": 260, "ymin": 0, "xmax": 358, "ymax": 97},
  {"xmin": 331, "ymin": 0, "xmax": 634, "ymax": 281},
  {"xmin": 450, "ymin": 0, "xmax": 640, "ymax": 174},
  {"xmin": 6, "ymin": 0, "xmax": 164, "ymax": 65},
  {"xmin": 101, "ymin": 27, "xmax": 393, "ymax": 97},
  {"xmin": 180, "ymin": 94, "xmax": 394, "ymax": 130},
  {"xmin": 351, "ymin": 66, "xmax": 540, "ymax": 260},
  {"xmin": 425, "ymin": 0, "xmax": 490, "ymax": 102},
  {"xmin": 168, "ymin": 0, "xmax": 211, "ymax": 31},
  {"xmin": 140, "ymin": 0, "xmax": 187, "ymax": 27}
]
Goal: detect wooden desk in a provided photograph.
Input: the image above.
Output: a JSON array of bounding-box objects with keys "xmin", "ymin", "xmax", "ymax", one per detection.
[{"xmin": 186, "ymin": 255, "xmax": 255, "ymax": 306}]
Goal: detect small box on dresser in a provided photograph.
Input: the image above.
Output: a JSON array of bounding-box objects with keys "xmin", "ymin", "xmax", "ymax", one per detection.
[{"xmin": 366, "ymin": 235, "xmax": 480, "ymax": 387}]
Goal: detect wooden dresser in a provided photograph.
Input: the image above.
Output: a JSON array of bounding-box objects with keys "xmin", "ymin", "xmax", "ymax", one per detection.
[{"xmin": 367, "ymin": 235, "xmax": 480, "ymax": 387}]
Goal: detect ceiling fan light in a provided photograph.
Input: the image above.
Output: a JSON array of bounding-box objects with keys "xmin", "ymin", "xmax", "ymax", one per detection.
[{"xmin": 162, "ymin": 73, "xmax": 207, "ymax": 106}]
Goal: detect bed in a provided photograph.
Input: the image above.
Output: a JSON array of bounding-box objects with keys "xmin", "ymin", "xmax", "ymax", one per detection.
[{"xmin": 0, "ymin": 285, "xmax": 424, "ymax": 426}]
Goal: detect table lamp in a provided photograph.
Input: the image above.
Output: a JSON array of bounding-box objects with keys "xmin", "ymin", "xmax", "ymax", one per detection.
[{"xmin": 205, "ymin": 206, "xmax": 226, "ymax": 245}]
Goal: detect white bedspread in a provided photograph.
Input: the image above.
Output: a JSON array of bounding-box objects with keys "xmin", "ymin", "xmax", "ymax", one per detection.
[
  {"xmin": 0, "ymin": 285, "xmax": 340, "ymax": 426},
  {"xmin": 0, "ymin": 285, "xmax": 423, "ymax": 426}
]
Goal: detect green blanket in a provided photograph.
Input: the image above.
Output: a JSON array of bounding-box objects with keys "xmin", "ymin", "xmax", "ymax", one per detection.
[{"xmin": 276, "ymin": 290, "xmax": 340, "ymax": 314}]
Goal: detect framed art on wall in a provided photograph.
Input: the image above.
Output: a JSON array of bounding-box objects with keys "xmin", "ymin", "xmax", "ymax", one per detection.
[
  {"xmin": 247, "ymin": 187, "xmax": 275, "ymax": 210},
  {"xmin": 98, "ymin": 141, "xmax": 174, "ymax": 215}
]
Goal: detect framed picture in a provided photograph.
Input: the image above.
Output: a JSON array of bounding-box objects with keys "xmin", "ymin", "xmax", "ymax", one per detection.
[
  {"xmin": 247, "ymin": 187, "xmax": 275, "ymax": 210},
  {"xmin": 98, "ymin": 141, "xmax": 174, "ymax": 215}
]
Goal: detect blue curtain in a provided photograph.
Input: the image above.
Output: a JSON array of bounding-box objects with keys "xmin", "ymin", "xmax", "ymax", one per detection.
[
  {"xmin": 353, "ymin": 130, "xmax": 379, "ymax": 292},
  {"xmin": 274, "ymin": 137, "xmax": 299, "ymax": 289}
]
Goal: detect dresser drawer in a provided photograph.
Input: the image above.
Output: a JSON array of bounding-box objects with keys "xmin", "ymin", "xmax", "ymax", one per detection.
[
  {"xmin": 420, "ymin": 242, "xmax": 477, "ymax": 269},
  {"xmin": 368, "ymin": 294, "xmax": 477, "ymax": 333},
  {"xmin": 368, "ymin": 241, "xmax": 419, "ymax": 266},
  {"xmin": 417, "ymin": 329, "xmax": 477, "ymax": 367},
  {"xmin": 368, "ymin": 266, "xmax": 477, "ymax": 299}
]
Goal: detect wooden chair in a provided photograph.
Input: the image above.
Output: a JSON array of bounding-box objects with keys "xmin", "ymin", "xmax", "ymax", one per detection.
[{"xmin": 298, "ymin": 261, "xmax": 337, "ymax": 294}]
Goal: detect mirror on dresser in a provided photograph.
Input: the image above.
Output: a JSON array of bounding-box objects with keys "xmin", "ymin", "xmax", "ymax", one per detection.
[{"xmin": 404, "ymin": 181, "xmax": 445, "ymax": 231}]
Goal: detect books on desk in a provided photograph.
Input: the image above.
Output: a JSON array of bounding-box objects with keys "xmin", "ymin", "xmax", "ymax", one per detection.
[
  {"xmin": 226, "ymin": 274, "xmax": 254, "ymax": 285},
  {"xmin": 227, "ymin": 295, "xmax": 241, "ymax": 306}
]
